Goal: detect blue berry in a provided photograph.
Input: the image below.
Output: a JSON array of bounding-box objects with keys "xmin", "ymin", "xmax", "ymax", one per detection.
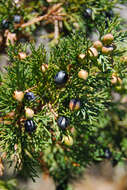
[
  {"xmin": 84, "ymin": 8, "xmax": 92, "ymax": 18},
  {"xmin": 24, "ymin": 92, "xmax": 35, "ymax": 101},
  {"xmin": 1, "ymin": 19, "xmax": 10, "ymax": 29},
  {"xmin": 112, "ymin": 159, "xmax": 118, "ymax": 167},
  {"xmin": 13, "ymin": 15, "xmax": 21, "ymax": 23},
  {"xmin": 54, "ymin": 71, "xmax": 68, "ymax": 85},
  {"xmin": 104, "ymin": 148, "xmax": 112, "ymax": 159},
  {"xmin": 24, "ymin": 119, "xmax": 36, "ymax": 133},
  {"xmin": 105, "ymin": 10, "xmax": 114, "ymax": 20},
  {"xmin": 57, "ymin": 116, "xmax": 69, "ymax": 130}
]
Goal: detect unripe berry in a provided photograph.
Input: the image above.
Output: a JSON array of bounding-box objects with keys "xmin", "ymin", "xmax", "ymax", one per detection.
[
  {"xmin": 78, "ymin": 70, "xmax": 88, "ymax": 80},
  {"xmin": 111, "ymin": 75, "xmax": 117, "ymax": 84},
  {"xmin": 25, "ymin": 108, "xmax": 34, "ymax": 118},
  {"xmin": 73, "ymin": 22, "xmax": 80, "ymax": 29},
  {"xmin": 62, "ymin": 135, "xmax": 73, "ymax": 146},
  {"xmin": 67, "ymin": 64, "xmax": 73, "ymax": 72},
  {"xmin": 102, "ymin": 46, "xmax": 114, "ymax": 55},
  {"xmin": 93, "ymin": 40, "xmax": 103, "ymax": 51},
  {"xmin": 72, "ymin": 162, "xmax": 80, "ymax": 167},
  {"xmin": 78, "ymin": 53, "xmax": 86, "ymax": 60},
  {"xmin": 102, "ymin": 33, "xmax": 114, "ymax": 45},
  {"xmin": 41, "ymin": 64, "xmax": 48, "ymax": 73},
  {"xmin": 18, "ymin": 52, "xmax": 27, "ymax": 60},
  {"xmin": 13, "ymin": 91, "xmax": 24, "ymax": 102},
  {"xmin": 69, "ymin": 99, "xmax": 81, "ymax": 111},
  {"xmin": 88, "ymin": 47, "xmax": 98, "ymax": 58}
]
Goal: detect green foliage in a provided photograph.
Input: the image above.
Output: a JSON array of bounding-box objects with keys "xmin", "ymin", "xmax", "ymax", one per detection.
[
  {"xmin": 0, "ymin": 0, "xmax": 126, "ymax": 48},
  {"xmin": 0, "ymin": 0, "xmax": 46, "ymax": 34},
  {"xmin": 1, "ymin": 18, "xmax": 127, "ymax": 190},
  {"xmin": 48, "ymin": 0, "xmax": 126, "ymax": 33}
]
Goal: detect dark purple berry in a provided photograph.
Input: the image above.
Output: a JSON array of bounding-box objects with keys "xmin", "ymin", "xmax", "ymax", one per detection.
[
  {"xmin": 24, "ymin": 119, "xmax": 36, "ymax": 133},
  {"xmin": 105, "ymin": 10, "xmax": 114, "ymax": 20},
  {"xmin": 69, "ymin": 99, "xmax": 81, "ymax": 111},
  {"xmin": 54, "ymin": 71, "xmax": 68, "ymax": 85},
  {"xmin": 57, "ymin": 116, "xmax": 69, "ymax": 130},
  {"xmin": 112, "ymin": 159, "xmax": 118, "ymax": 167},
  {"xmin": 24, "ymin": 92, "xmax": 35, "ymax": 101},
  {"xmin": 104, "ymin": 148, "xmax": 112, "ymax": 159},
  {"xmin": 13, "ymin": 15, "xmax": 21, "ymax": 23},
  {"xmin": 1, "ymin": 19, "xmax": 10, "ymax": 29},
  {"xmin": 56, "ymin": 185, "xmax": 65, "ymax": 190},
  {"xmin": 104, "ymin": 10, "xmax": 114, "ymax": 28},
  {"xmin": 84, "ymin": 8, "xmax": 92, "ymax": 18}
]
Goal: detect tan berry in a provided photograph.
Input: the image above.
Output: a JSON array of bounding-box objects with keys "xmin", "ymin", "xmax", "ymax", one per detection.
[
  {"xmin": 102, "ymin": 46, "xmax": 114, "ymax": 55},
  {"xmin": 72, "ymin": 162, "xmax": 80, "ymax": 167},
  {"xmin": 78, "ymin": 70, "xmax": 88, "ymax": 80},
  {"xmin": 73, "ymin": 22, "xmax": 80, "ymax": 29},
  {"xmin": 18, "ymin": 52, "xmax": 27, "ymax": 60},
  {"xmin": 93, "ymin": 40, "xmax": 103, "ymax": 51},
  {"xmin": 88, "ymin": 47, "xmax": 98, "ymax": 58},
  {"xmin": 62, "ymin": 135, "xmax": 73, "ymax": 146},
  {"xmin": 14, "ymin": 144, "xmax": 18, "ymax": 151},
  {"xmin": 41, "ymin": 64, "xmax": 48, "ymax": 73},
  {"xmin": 13, "ymin": 91, "xmax": 24, "ymax": 102},
  {"xmin": 111, "ymin": 75, "xmax": 117, "ymax": 84},
  {"xmin": 67, "ymin": 64, "xmax": 73, "ymax": 72},
  {"xmin": 78, "ymin": 53, "xmax": 86, "ymax": 60},
  {"xmin": 102, "ymin": 33, "xmax": 114, "ymax": 45},
  {"xmin": 25, "ymin": 107, "xmax": 34, "ymax": 118}
]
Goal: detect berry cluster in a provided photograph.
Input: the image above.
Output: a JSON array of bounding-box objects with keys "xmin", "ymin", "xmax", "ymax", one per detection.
[
  {"xmin": 54, "ymin": 71, "xmax": 82, "ymax": 132},
  {"xmin": 53, "ymin": 33, "xmax": 116, "ymax": 147},
  {"xmin": 12, "ymin": 33, "xmax": 116, "ymax": 146},
  {"xmin": 13, "ymin": 91, "xmax": 36, "ymax": 133},
  {"xmin": 79, "ymin": 33, "xmax": 117, "ymax": 84},
  {"xmin": 79, "ymin": 33, "xmax": 114, "ymax": 61}
]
